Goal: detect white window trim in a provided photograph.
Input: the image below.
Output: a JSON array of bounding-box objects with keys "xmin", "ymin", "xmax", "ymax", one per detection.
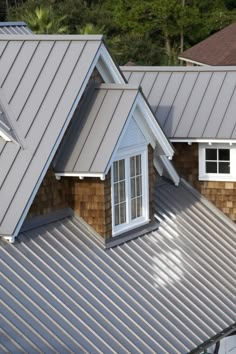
[
  {"xmin": 111, "ymin": 145, "xmax": 149, "ymax": 237},
  {"xmin": 199, "ymin": 143, "xmax": 236, "ymax": 181}
]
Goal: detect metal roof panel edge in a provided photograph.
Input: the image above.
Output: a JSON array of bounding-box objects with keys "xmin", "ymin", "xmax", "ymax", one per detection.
[
  {"xmin": 121, "ymin": 65, "xmax": 236, "ymax": 72},
  {"xmin": 0, "ymin": 34, "xmax": 103, "ymax": 41},
  {"xmin": 0, "ymin": 22, "xmax": 28, "ymax": 27}
]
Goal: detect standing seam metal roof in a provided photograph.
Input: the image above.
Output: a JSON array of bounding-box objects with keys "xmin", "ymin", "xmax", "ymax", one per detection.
[
  {"xmin": 0, "ymin": 179, "xmax": 235, "ymax": 353},
  {"xmin": 54, "ymin": 84, "xmax": 140, "ymax": 175},
  {"xmin": 0, "ymin": 35, "xmax": 102, "ymax": 237},
  {"xmin": 121, "ymin": 66, "xmax": 236, "ymax": 139},
  {"xmin": 0, "ymin": 22, "xmax": 32, "ymax": 34}
]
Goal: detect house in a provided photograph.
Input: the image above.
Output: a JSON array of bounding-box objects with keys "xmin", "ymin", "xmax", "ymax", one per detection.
[
  {"xmin": 179, "ymin": 22, "xmax": 236, "ymax": 66},
  {"xmin": 122, "ymin": 65, "xmax": 236, "ymax": 222},
  {"xmin": 0, "ymin": 21, "xmax": 31, "ymax": 34},
  {"xmin": 0, "ymin": 30, "xmax": 235, "ymax": 353}
]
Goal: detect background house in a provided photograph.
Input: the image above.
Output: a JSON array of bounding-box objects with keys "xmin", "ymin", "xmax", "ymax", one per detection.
[
  {"xmin": 179, "ymin": 22, "xmax": 236, "ymax": 66},
  {"xmin": 122, "ymin": 65, "xmax": 236, "ymax": 222}
]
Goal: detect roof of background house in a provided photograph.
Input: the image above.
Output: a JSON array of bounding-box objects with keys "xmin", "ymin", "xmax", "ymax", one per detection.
[
  {"xmin": 54, "ymin": 83, "xmax": 174, "ymax": 177},
  {"xmin": 0, "ymin": 21, "xmax": 32, "ymax": 34},
  {"xmin": 1, "ymin": 179, "xmax": 235, "ymax": 353},
  {"xmin": 179, "ymin": 22, "xmax": 236, "ymax": 65},
  {"xmin": 0, "ymin": 34, "xmax": 103, "ymax": 239},
  {"xmin": 121, "ymin": 66, "xmax": 236, "ymax": 140}
]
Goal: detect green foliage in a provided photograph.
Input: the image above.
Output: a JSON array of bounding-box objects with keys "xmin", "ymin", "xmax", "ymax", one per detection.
[{"xmin": 6, "ymin": 0, "xmax": 236, "ymax": 65}]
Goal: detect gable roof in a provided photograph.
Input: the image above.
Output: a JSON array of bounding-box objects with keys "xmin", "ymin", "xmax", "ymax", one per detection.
[
  {"xmin": 0, "ymin": 22, "xmax": 32, "ymax": 35},
  {"xmin": 121, "ymin": 66, "xmax": 236, "ymax": 140},
  {"xmin": 54, "ymin": 83, "xmax": 174, "ymax": 178},
  {"xmin": 1, "ymin": 179, "xmax": 235, "ymax": 353},
  {"xmin": 179, "ymin": 23, "xmax": 236, "ymax": 66},
  {"xmin": 0, "ymin": 34, "xmax": 108, "ymax": 239}
]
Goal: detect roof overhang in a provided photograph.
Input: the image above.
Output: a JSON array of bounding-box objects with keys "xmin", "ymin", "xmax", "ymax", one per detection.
[{"xmin": 170, "ymin": 138, "xmax": 236, "ymax": 144}]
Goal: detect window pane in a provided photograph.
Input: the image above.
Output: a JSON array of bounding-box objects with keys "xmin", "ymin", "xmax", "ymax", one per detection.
[
  {"xmin": 219, "ymin": 162, "xmax": 230, "ymax": 174},
  {"xmin": 119, "ymin": 159, "xmax": 125, "ymax": 180},
  {"xmin": 206, "ymin": 162, "xmax": 217, "ymax": 173},
  {"xmin": 206, "ymin": 149, "xmax": 217, "ymax": 160},
  {"xmin": 136, "ymin": 155, "xmax": 141, "ymax": 175},
  {"xmin": 136, "ymin": 176, "xmax": 142, "ymax": 197},
  {"xmin": 113, "ymin": 161, "xmax": 118, "ymax": 182},
  {"xmin": 131, "ymin": 199, "xmax": 136, "ymax": 219},
  {"xmin": 219, "ymin": 149, "xmax": 230, "ymax": 161},
  {"xmin": 131, "ymin": 178, "xmax": 135, "ymax": 198},
  {"xmin": 114, "ymin": 183, "xmax": 119, "ymax": 204},
  {"xmin": 120, "ymin": 181, "xmax": 126, "ymax": 202},
  {"xmin": 115, "ymin": 205, "xmax": 119, "ymax": 226},
  {"xmin": 130, "ymin": 156, "xmax": 135, "ymax": 177},
  {"xmin": 120, "ymin": 202, "xmax": 126, "ymax": 224},
  {"xmin": 136, "ymin": 196, "xmax": 142, "ymax": 218}
]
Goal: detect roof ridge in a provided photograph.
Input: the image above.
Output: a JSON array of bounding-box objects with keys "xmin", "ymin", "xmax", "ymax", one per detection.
[{"xmin": 0, "ymin": 34, "xmax": 103, "ymax": 41}]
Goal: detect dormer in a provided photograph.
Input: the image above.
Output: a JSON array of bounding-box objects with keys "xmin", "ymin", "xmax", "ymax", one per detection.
[{"xmin": 53, "ymin": 84, "xmax": 178, "ymax": 245}]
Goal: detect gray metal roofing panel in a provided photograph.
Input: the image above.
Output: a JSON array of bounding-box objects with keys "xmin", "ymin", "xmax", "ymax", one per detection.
[
  {"xmin": 0, "ymin": 180, "xmax": 235, "ymax": 353},
  {"xmin": 122, "ymin": 66, "xmax": 236, "ymax": 139},
  {"xmin": 0, "ymin": 36, "xmax": 102, "ymax": 236},
  {"xmin": 0, "ymin": 22, "xmax": 32, "ymax": 35},
  {"xmin": 55, "ymin": 85, "xmax": 139, "ymax": 174}
]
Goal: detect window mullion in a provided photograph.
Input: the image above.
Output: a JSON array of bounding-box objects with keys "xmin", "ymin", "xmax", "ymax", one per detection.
[{"xmin": 126, "ymin": 156, "xmax": 130, "ymax": 224}]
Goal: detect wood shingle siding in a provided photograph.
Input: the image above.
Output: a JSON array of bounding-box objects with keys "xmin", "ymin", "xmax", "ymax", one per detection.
[{"xmin": 173, "ymin": 143, "xmax": 236, "ymax": 222}]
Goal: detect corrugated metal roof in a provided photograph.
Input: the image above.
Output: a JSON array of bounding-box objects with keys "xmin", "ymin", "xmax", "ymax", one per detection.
[
  {"xmin": 121, "ymin": 66, "xmax": 236, "ymax": 140},
  {"xmin": 0, "ymin": 180, "xmax": 235, "ymax": 353},
  {"xmin": 0, "ymin": 22, "xmax": 32, "ymax": 34},
  {"xmin": 55, "ymin": 84, "xmax": 139, "ymax": 175},
  {"xmin": 0, "ymin": 35, "xmax": 102, "ymax": 238}
]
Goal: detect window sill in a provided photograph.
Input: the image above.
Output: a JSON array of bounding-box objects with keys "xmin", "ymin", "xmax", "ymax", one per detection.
[
  {"xmin": 199, "ymin": 175, "xmax": 236, "ymax": 182},
  {"xmin": 105, "ymin": 220, "xmax": 159, "ymax": 249}
]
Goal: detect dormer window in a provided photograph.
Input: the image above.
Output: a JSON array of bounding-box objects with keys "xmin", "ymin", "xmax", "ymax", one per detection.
[{"xmin": 111, "ymin": 145, "xmax": 149, "ymax": 236}]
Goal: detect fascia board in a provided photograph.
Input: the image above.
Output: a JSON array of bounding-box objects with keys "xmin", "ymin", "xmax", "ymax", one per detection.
[
  {"xmin": 96, "ymin": 43, "xmax": 126, "ymax": 84},
  {"xmin": 170, "ymin": 139, "xmax": 236, "ymax": 144},
  {"xmin": 136, "ymin": 94, "xmax": 174, "ymax": 158},
  {"xmin": 0, "ymin": 129, "xmax": 11, "ymax": 141},
  {"xmin": 13, "ymin": 43, "xmax": 104, "ymax": 237},
  {"xmin": 157, "ymin": 155, "xmax": 180, "ymax": 186},
  {"xmin": 178, "ymin": 56, "xmax": 207, "ymax": 66}
]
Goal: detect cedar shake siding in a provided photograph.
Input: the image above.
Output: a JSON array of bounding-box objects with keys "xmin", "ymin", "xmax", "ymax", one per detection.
[
  {"xmin": 28, "ymin": 170, "xmax": 112, "ymax": 239},
  {"xmin": 173, "ymin": 143, "xmax": 236, "ymax": 222},
  {"xmin": 28, "ymin": 146, "xmax": 156, "ymax": 239}
]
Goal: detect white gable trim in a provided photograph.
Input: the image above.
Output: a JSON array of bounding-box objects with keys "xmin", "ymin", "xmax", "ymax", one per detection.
[
  {"xmin": 104, "ymin": 92, "xmax": 175, "ymax": 177},
  {"xmin": 96, "ymin": 44, "xmax": 125, "ymax": 84},
  {"xmin": 135, "ymin": 95, "xmax": 174, "ymax": 158},
  {"xmin": 155, "ymin": 155, "xmax": 180, "ymax": 186},
  {"xmin": 0, "ymin": 130, "xmax": 11, "ymax": 141}
]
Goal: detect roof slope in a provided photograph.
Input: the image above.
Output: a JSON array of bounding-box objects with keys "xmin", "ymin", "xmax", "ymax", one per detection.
[
  {"xmin": 55, "ymin": 84, "xmax": 139, "ymax": 175},
  {"xmin": 0, "ymin": 22, "xmax": 31, "ymax": 34},
  {"xmin": 1, "ymin": 180, "xmax": 235, "ymax": 353},
  {"xmin": 179, "ymin": 23, "xmax": 236, "ymax": 65},
  {"xmin": 121, "ymin": 66, "xmax": 236, "ymax": 140},
  {"xmin": 0, "ymin": 35, "xmax": 103, "ymax": 238}
]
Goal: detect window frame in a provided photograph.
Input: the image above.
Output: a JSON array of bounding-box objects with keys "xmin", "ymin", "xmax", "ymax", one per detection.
[
  {"xmin": 199, "ymin": 143, "xmax": 236, "ymax": 181},
  {"xmin": 111, "ymin": 144, "xmax": 149, "ymax": 236}
]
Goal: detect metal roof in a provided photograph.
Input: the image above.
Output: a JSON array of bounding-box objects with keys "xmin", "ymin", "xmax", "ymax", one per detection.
[
  {"xmin": 121, "ymin": 66, "xmax": 236, "ymax": 140},
  {"xmin": 0, "ymin": 179, "xmax": 235, "ymax": 353},
  {"xmin": 0, "ymin": 35, "xmax": 103, "ymax": 238},
  {"xmin": 0, "ymin": 22, "xmax": 32, "ymax": 34},
  {"xmin": 55, "ymin": 84, "xmax": 139, "ymax": 175}
]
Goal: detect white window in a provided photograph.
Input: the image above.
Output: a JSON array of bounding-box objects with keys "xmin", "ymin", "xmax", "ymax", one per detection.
[
  {"xmin": 111, "ymin": 146, "xmax": 149, "ymax": 236},
  {"xmin": 199, "ymin": 144, "xmax": 236, "ymax": 181}
]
